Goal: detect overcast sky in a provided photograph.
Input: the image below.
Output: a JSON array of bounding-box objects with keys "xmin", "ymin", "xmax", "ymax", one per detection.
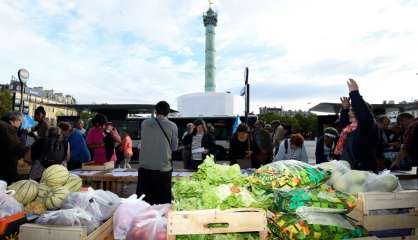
[{"xmin": 1, "ymin": 0, "xmax": 417, "ymax": 112}]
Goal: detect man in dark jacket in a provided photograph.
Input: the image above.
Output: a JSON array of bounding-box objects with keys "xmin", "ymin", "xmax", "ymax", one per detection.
[
  {"xmin": 335, "ymin": 79, "xmax": 379, "ymax": 172},
  {"xmin": 0, "ymin": 112, "xmax": 27, "ymax": 184},
  {"xmin": 251, "ymin": 120, "xmax": 273, "ymax": 168},
  {"xmin": 315, "ymin": 127, "xmax": 339, "ymax": 164}
]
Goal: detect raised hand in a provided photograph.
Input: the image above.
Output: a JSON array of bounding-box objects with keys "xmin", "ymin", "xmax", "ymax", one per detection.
[
  {"xmin": 347, "ymin": 78, "xmax": 359, "ymax": 92},
  {"xmin": 340, "ymin": 97, "xmax": 350, "ymax": 109}
]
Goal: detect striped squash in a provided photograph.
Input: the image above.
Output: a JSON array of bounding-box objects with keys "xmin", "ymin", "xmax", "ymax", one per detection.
[
  {"xmin": 35, "ymin": 183, "xmax": 50, "ymax": 203},
  {"xmin": 7, "ymin": 180, "xmax": 39, "ymax": 205},
  {"xmin": 63, "ymin": 174, "xmax": 82, "ymax": 192},
  {"xmin": 44, "ymin": 186, "xmax": 70, "ymax": 209},
  {"xmin": 41, "ymin": 164, "xmax": 70, "ymax": 187}
]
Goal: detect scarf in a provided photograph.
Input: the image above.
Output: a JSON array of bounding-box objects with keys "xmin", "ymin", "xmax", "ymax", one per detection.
[{"xmin": 334, "ymin": 121, "xmax": 358, "ymax": 155}]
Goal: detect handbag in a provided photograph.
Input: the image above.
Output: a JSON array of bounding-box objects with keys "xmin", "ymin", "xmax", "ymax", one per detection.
[{"xmin": 154, "ymin": 118, "xmax": 173, "ymax": 170}]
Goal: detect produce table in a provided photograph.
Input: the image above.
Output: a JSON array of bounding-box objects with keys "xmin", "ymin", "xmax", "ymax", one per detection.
[
  {"xmin": 71, "ymin": 169, "xmax": 195, "ymax": 197},
  {"xmin": 390, "ymin": 167, "xmax": 417, "ymax": 180}
]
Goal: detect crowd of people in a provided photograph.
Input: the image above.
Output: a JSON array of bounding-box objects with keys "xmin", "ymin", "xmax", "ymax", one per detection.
[
  {"xmin": 1, "ymin": 79, "xmax": 417, "ymax": 205},
  {"xmin": 0, "ymin": 106, "xmax": 134, "ymax": 185}
]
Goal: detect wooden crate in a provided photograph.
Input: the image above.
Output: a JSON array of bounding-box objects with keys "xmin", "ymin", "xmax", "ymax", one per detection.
[
  {"xmin": 82, "ymin": 161, "xmax": 115, "ymax": 171},
  {"xmin": 19, "ymin": 217, "xmax": 113, "ymax": 240},
  {"xmin": 347, "ymin": 191, "xmax": 418, "ymax": 239},
  {"xmin": 167, "ymin": 208, "xmax": 268, "ymax": 240}
]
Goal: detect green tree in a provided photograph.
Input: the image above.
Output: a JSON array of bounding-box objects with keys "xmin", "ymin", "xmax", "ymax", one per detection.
[
  {"xmin": 0, "ymin": 91, "xmax": 13, "ymax": 117},
  {"xmin": 80, "ymin": 111, "xmax": 93, "ymax": 121},
  {"xmin": 258, "ymin": 112, "xmax": 317, "ymax": 138}
]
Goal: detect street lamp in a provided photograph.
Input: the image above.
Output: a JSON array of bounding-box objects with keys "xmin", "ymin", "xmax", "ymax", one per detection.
[{"xmin": 17, "ymin": 68, "xmax": 29, "ymax": 113}]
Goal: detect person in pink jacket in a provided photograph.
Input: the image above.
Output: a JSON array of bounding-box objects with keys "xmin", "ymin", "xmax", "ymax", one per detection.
[{"xmin": 120, "ymin": 131, "xmax": 133, "ymax": 168}]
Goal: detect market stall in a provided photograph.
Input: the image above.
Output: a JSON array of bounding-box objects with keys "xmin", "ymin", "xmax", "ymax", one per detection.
[{"xmin": 2, "ymin": 159, "xmax": 418, "ymax": 240}]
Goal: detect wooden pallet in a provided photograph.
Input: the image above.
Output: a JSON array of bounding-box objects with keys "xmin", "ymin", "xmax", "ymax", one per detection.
[
  {"xmin": 347, "ymin": 191, "xmax": 418, "ymax": 239},
  {"xmin": 19, "ymin": 217, "xmax": 113, "ymax": 240},
  {"xmin": 167, "ymin": 208, "xmax": 268, "ymax": 240}
]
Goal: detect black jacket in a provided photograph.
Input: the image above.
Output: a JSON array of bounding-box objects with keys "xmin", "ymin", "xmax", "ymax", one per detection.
[
  {"xmin": 339, "ymin": 91, "xmax": 379, "ymax": 172},
  {"xmin": 251, "ymin": 128, "xmax": 273, "ymax": 168},
  {"xmin": 0, "ymin": 121, "xmax": 26, "ymax": 184},
  {"xmin": 315, "ymin": 136, "xmax": 338, "ymax": 164},
  {"xmin": 229, "ymin": 133, "xmax": 253, "ymax": 164},
  {"xmin": 182, "ymin": 133, "xmax": 216, "ymax": 169}
]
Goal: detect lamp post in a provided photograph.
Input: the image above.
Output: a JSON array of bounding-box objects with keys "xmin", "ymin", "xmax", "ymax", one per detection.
[{"xmin": 17, "ymin": 68, "xmax": 29, "ymax": 113}]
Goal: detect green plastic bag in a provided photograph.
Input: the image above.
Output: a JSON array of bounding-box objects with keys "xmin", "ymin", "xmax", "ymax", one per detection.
[
  {"xmin": 268, "ymin": 212, "xmax": 364, "ymax": 240},
  {"xmin": 274, "ymin": 187, "xmax": 357, "ymax": 213},
  {"xmin": 250, "ymin": 160, "xmax": 331, "ymax": 191}
]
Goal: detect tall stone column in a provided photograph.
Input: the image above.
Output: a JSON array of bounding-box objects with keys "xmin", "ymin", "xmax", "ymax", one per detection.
[{"xmin": 203, "ymin": 8, "xmax": 217, "ymax": 92}]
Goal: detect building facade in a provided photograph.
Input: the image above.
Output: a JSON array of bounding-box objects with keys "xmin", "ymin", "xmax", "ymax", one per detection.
[{"xmin": 1, "ymin": 79, "xmax": 77, "ymax": 124}]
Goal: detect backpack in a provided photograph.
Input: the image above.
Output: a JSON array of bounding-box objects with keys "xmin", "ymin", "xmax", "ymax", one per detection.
[{"xmin": 40, "ymin": 138, "xmax": 67, "ymax": 168}]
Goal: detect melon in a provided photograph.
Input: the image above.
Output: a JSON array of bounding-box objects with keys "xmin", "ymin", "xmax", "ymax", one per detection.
[
  {"xmin": 7, "ymin": 180, "xmax": 39, "ymax": 205},
  {"xmin": 41, "ymin": 164, "xmax": 70, "ymax": 187},
  {"xmin": 333, "ymin": 179, "xmax": 349, "ymax": 193},
  {"xmin": 45, "ymin": 186, "xmax": 70, "ymax": 209},
  {"xmin": 345, "ymin": 170, "xmax": 369, "ymax": 184},
  {"xmin": 35, "ymin": 183, "xmax": 50, "ymax": 203},
  {"xmin": 339, "ymin": 160, "xmax": 351, "ymax": 170},
  {"xmin": 63, "ymin": 174, "xmax": 82, "ymax": 192},
  {"xmin": 380, "ymin": 174, "xmax": 399, "ymax": 192},
  {"xmin": 349, "ymin": 184, "xmax": 366, "ymax": 194},
  {"xmin": 364, "ymin": 174, "xmax": 399, "ymax": 192}
]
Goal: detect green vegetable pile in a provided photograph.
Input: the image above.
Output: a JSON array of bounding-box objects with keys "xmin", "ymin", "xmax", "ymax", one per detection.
[
  {"xmin": 172, "ymin": 156, "xmax": 272, "ymax": 239},
  {"xmin": 172, "ymin": 156, "xmax": 272, "ymax": 211}
]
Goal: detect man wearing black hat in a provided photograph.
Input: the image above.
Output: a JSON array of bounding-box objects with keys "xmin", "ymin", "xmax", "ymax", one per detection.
[{"xmin": 315, "ymin": 127, "xmax": 339, "ymax": 164}]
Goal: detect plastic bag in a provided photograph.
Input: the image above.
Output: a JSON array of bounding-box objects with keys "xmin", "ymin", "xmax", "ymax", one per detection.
[
  {"xmin": 363, "ymin": 170, "xmax": 402, "ymax": 192},
  {"xmin": 35, "ymin": 208, "xmax": 100, "ymax": 234},
  {"xmin": 317, "ymin": 160, "xmax": 351, "ymax": 186},
  {"xmin": 92, "ymin": 190, "xmax": 121, "ymax": 220},
  {"xmin": 62, "ymin": 192, "xmax": 102, "ymax": 220},
  {"xmin": 268, "ymin": 211, "xmax": 364, "ymax": 240},
  {"xmin": 126, "ymin": 204, "xmax": 171, "ymax": 240},
  {"xmin": 274, "ymin": 186, "xmax": 357, "ymax": 213},
  {"xmin": 113, "ymin": 194, "xmax": 151, "ymax": 240},
  {"xmin": 63, "ymin": 190, "xmax": 121, "ymax": 221},
  {"xmin": 250, "ymin": 160, "xmax": 330, "ymax": 191},
  {"xmin": 332, "ymin": 170, "xmax": 401, "ymax": 193},
  {"xmin": 0, "ymin": 192, "xmax": 23, "ymax": 218}
]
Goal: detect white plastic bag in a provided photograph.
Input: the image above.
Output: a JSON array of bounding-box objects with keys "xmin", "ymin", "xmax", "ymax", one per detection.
[
  {"xmin": 92, "ymin": 190, "xmax": 121, "ymax": 221},
  {"xmin": 62, "ymin": 192, "xmax": 102, "ymax": 220},
  {"xmin": 35, "ymin": 208, "xmax": 100, "ymax": 234},
  {"xmin": 363, "ymin": 170, "xmax": 402, "ymax": 192},
  {"xmin": 126, "ymin": 204, "xmax": 171, "ymax": 240},
  {"xmin": 333, "ymin": 169, "xmax": 401, "ymax": 193},
  {"xmin": 62, "ymin": 190, "xmax": 121, "ymax": 221},
  {"xmin": 113, "ymin": 194, "xmax": 151, "ymax": 240},
  {"xmin": 0, "ymin": 192, "xmax": 23, "ymax": 218},
  {"xmin": 317, "ymin": 160, "xmax": 351, "ymax": 186}
]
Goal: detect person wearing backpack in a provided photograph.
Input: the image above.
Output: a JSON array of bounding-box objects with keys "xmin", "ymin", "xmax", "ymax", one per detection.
[
  {"xmin": 273, "ymin": 133, "xmax": 309, "ymax": 163},
  {"xmin": 29, "ymin": 126, "xmax": 70, "ymax": 181}
]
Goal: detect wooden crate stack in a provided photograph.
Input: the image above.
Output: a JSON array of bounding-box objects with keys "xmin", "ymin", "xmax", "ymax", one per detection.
[
  {"xmin": 167, "ymin": 208, "xmax": 268, "ymax": 240},
  {"xmin": 348, "ymin": 190, "xmax": 418, "ymax": 240}
]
